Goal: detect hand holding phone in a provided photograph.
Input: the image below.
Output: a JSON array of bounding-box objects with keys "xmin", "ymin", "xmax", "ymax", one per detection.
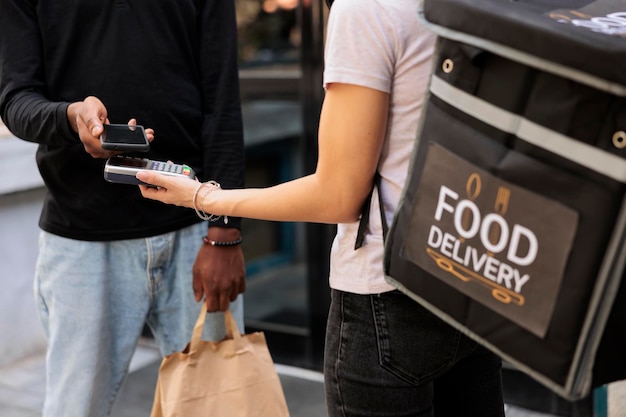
[{"xmin": 100, "ymin": 123, "xmax": 150, "ymax": 152}]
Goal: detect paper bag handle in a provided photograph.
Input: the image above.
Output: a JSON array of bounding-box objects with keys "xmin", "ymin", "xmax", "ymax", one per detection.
[
  {"xmin": 190, "ymin": 307, "xmax": 242, "ymax": 352},
  {"xmin": 224, "ymin": 309, "xmax": 243, "ymax": 341}
]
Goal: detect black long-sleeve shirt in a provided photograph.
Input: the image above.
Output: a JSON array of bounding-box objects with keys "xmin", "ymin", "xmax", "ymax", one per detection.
[{"xmin": 0, "ymin": 0, "xmax": 244, "ymax": 241}]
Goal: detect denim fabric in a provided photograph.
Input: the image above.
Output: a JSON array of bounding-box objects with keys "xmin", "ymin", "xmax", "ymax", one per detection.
[
  {"xmin": 324, "ymin": 289, "xmax": 504, "ymax": 417},
  {"xmin": 33, "ymin": 223, "xmax": 244, "ymax": 417}
]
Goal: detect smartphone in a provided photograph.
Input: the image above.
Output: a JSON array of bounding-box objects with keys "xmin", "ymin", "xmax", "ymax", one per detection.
[
  {"xmin": 104, "ymin": 155, "xmax": 196, "ymax": 185},
  {"xmin": 100, "ymin": 123, "xmax": 150, "ymax": 152}
]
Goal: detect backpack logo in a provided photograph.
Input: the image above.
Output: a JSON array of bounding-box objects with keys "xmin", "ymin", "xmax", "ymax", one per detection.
[
  {"xmin": 403, "ymin": 144, "xmax": 578, "ymax": 338},
  {"xmin": 426, "ymin": 177, "xmax": 531, "ymax": 307},
  {"xmin": 548, "ymin": 2, "xmax": 626, "ymax": 37}
]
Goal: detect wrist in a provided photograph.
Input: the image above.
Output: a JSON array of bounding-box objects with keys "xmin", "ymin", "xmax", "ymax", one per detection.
[
  {"xmin": 193, "ymin": 181, "xmax": 223, "ymax": 222},
  {"xmin": 206, "ymin": 226, "xmax": 241, "ymax": 241},
  {"xmin": 66, "ymin": 102, "xmax": 80, "ymax": 133}
]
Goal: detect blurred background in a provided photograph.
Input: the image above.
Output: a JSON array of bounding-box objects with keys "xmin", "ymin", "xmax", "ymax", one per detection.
[{"xmin": 0, "ymin": 1, "xmax": 623, "ymax": 416}]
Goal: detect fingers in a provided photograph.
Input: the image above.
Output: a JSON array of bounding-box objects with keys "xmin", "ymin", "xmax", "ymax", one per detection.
[
  {"xmin": 137, "ymin": 174, "xmax": 169, "ymax": 202},
  {"xmin": 136, "ymin": 171, "xmax": 164, "ymax": 187},
  {"xmin": 234, "ymin": 278, "xmax": 246, "ymax": 300},
  {"xmin": 194, "ymin": 277, "xmax": 230, "ymax": 312},
  {"xmin": 204, "ymin": 292, "xmax": 230, "ymax": 312},
  {"xmin": 192, "ymin": 268, "xmax": 244, "ymax": 313},
  {"xmin": 193, "ymin": 277, "xmax": 203, "ymax": 303},
  {"xmin": 136, "ymin": 172, "xmax": 180, "ymax": 193},
  {"xmin": 204, "ymin": 277, "xmax": 244, "ymax": 312},
  {"xmin": 70, "ymin": 97, "xmax": 157, "ymax": 158},
  {"xmin": 76, "ymin": 116, "xmax": 114, "ymax": 159},
  {"xmin": 70, "ymin": 96, "xmax": 114, "ymax": 158},
  {"xmin": 145, "ymin": 128, "xmax": 155, "ymax": 143},
  {"xmin": 82, "ymin": 96, "xmax": 107, "ymax": 137},
  {"xmin": 137, "ymin": 184, "xmax": 159, "ymax": 199},
  {"xmin": 137, "ymin": 173, "xmax": 182, "ymax": 205}
]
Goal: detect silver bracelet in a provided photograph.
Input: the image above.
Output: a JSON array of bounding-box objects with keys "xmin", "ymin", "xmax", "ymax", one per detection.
[{"xmin": 192, "ymin": 181, "xmax": 223, "ymax": 222}]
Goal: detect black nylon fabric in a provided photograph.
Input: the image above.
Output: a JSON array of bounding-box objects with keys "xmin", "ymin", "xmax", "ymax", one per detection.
[
  {"xmin": 384, "ymin": 35, "xmax": 626, "ymax": 399},
  {"xmin": 422, "ymin": 0, "xmax": 626, "ymax": 88}
]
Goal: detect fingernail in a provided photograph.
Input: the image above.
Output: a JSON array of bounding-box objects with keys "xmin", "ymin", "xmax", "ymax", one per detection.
[{"xmin": 136, "ymin": 171, "xmax": 147, "ymax": 180}]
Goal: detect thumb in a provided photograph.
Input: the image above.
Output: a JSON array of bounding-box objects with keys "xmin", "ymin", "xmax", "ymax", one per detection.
[
  {"xmin": 136, "ymin": 170, "xmax": 159, "ymax": 185},
  {"xmin": 82, "ymin": 96, "xmax": 107, "ymax": 136}
]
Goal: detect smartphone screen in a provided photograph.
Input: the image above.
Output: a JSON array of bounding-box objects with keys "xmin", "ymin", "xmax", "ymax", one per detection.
[
  {"xmin": 100, "ymin": 124, "xmax": 150, "ymax": 152},
  {"xmin": 106, "ymin": 156, "xmax": 150, "ymax": 169}
]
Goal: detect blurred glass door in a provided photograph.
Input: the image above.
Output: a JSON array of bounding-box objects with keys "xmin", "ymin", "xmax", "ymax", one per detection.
[{"xmin": 236, "ymin": 0, "xmax": 330, "ymax": 370}]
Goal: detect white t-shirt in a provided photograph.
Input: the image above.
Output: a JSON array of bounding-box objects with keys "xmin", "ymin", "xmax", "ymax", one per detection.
[{"xmin": 325, "ymin": 0, "xmax": 436, "ymax": 294}]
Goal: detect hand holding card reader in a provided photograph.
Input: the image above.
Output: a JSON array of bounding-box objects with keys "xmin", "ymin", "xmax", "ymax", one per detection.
[{"xmin": 104, "ymin": 155, "xmax": 196, "ymax": 185}]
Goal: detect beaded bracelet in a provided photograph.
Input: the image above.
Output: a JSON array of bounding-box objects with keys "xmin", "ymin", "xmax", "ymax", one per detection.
[
  {"xmin": 192, "ymin": 181, "xmax": 227, "ymax": 223},
  {"xmin": 202, "ymin": 236, "xmax": 243, "ymax": 246}
]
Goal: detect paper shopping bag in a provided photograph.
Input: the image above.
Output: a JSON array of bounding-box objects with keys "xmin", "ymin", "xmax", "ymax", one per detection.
[{"xmin": 150, "ymin": 308, "xmax": 291, "ymax": 417}]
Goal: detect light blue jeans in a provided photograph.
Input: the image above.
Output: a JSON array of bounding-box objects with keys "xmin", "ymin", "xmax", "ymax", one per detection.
[{"xmin": 33, "ymin": 223, "xmax": 244, "ymax": 417}]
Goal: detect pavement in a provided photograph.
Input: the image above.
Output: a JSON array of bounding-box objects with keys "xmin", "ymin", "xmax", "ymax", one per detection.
[
  {"xmin": 2, "ymin": 336, "xmax": 624, "ymax": 417},
  {"xmin": 0, "ymin": 338, "xmax": 327, "ymax": 417}
]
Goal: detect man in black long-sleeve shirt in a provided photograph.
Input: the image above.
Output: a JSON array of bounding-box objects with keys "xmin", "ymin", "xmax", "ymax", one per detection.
[{"xmin": 0, "ymin": 1, "xmax": 246, "ymax": 416}]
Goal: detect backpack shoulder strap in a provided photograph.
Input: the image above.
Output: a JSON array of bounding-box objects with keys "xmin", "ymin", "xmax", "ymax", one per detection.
[{"xmin": 354, "ymin": 173, "xmax": 388, "ymax": 249}]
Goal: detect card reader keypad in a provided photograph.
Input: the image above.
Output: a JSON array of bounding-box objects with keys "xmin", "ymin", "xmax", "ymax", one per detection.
[{"xmin": 149, "ymin": 161, "xmax": 192, "ymax": 176}]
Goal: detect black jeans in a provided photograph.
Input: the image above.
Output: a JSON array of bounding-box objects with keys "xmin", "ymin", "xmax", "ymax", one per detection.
[{"xmin": 324, "ymin": 289, "xmax": 504, "ymax": 417}]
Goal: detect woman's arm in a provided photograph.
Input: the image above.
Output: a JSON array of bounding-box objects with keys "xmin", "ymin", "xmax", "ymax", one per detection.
[{"xmin": 138, "ymin": 82, "xmax": 389, "ymax": 224}]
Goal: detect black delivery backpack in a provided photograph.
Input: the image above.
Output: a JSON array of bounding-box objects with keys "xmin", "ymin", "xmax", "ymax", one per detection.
[{"xmin": 384, "ymin": 0, "xmax": 626, "ymax": 400}]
